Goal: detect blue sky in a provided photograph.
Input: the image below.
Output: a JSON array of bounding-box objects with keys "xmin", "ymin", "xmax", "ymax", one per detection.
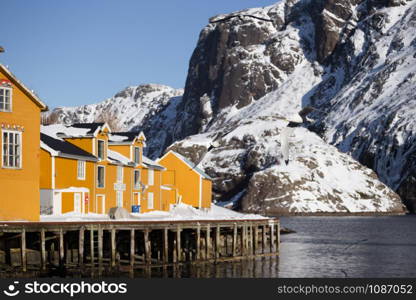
[{"xmin": 1, "ymin": 0, "xmax": 276, "ymax": 108}]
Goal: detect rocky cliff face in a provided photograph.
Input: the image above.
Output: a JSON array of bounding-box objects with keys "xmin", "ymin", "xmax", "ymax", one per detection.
[{"xmin": 169, "ymin": 0, "xmax": 414, "ymax": 213}]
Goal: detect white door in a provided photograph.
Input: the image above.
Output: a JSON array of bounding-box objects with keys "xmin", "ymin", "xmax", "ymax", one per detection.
[
  {"xmin": 148, "ymin": 192, "xmax": 154, "ymax": 210},
  {"xmin": 74, "ymin": 193, "xmax": 82, "ymax": 213},
  {"xmin": 53, "ymin": 192, "xmax": 62, "ymax": 215},
  {"xmin": 116, "ymin": 191, "xmax": 123, "ymax": 207}
]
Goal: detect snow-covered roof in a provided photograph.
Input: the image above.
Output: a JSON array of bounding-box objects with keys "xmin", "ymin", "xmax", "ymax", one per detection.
[
  {"xmin": 40, "ymin": 133, "xmax": 97, "ymax": 161},
  {"xmin": 107, "ymin": 149, "xmax": 135, "ymax": 166},
  {"xmin": 160, "ymin": 150, "xmax": 212, "ymax": 180},
  {"xmin": 41, "ymin": 123, "xmax": 110, "ymax": 139},
  {"xmin": 0, "ymin": 64, "xmax": 48, "ymax": 111},
  {"xmin": 142, "ymin": 155, "xmax": 165, "ymax": 170}
]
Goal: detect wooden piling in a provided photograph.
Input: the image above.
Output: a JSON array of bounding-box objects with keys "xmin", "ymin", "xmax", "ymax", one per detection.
[
  {"xmin": 262, "ymin": 225, "xmax": 267, "ymax": 254},
  {"xmin": 254, "ymin": 226, "xmax": 259, "ymax": 255},
  {"xmin": 176, "ymin": 225, "xmax": 181, "ymax": 262},
  {"xmin": 232, "ymin": 223, "xmax": 237, "ymax": 257},
  {"xmin": 206, "ymin": 224, "xmax": 210, "ymax": 259},
  {"xmin": 196, "ymin": 224, "xmax": 201, "ymax": 261},
  {"xmin": 90, "ymin": 226, "xmax": 95, "ymax": 266},
  {"xmin": 130, "ymin": 229, "xmax": 135, "ymax": 267},
  {"xmin": 21, "ymin": 228, "xmax": 26, "ymax": 272},
  {"xmin": 98, "ymin": 225, "xmax": 103, "ymax": 265},
  {"xmin": 215, "ymin": 225, "xmax": 220, "ymax": 260},
  {"xmin": 163, "ymin": 228, "xmax": 168, "ymax": 264},
  {"xmin": 276, "ymin": 221, "xmax": 280, "ymax": 254},
  {"xmin": 144, "ymin": 229, "xmax": 151, "ymax": 265},
  {"xmin": 79, "ymin": 227, "xmax": 84, "ymax": 266},
  {"xmin": 59, "ymin": 228, "xmax": 64, "ymax": 263},
  {"xmin": 111, "ymin": 228, "xmax": 116, "ymax": 267},
  {"xmin": 41, "ymin": 228, "xmax": 46, "ymax": 270},
  {"xmin": 270, "ymin": 224, "xmax": 275, "ymax": 253}
]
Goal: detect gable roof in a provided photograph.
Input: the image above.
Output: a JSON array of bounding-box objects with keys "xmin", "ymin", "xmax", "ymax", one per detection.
[
  {"xmin": 109, "ymin": 132, "xmax": 139, "ymax": 143},
  {"xmin": 159, "ymin": 150, "xmax": 212, "ymax": 180},
  {"xmin": 40, "ymin": 133, "xmax": 97, "ymax": 161},
  {"xmin": 0, "ymin": 64, "xmax": 48, "ymax": 111}
]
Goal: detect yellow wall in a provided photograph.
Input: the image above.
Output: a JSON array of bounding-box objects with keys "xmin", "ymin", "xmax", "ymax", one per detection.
[
  {"xmin": 40, "ymin": 149, "xmax": 52, "ymax": 189},
  {"xmin": 65, "ymin": 138, "xmax": 93, "ymax": 154},
  {"xmin": 158, "ymin": 152, "xmax": 212, "ymax": 209},
  {"xmin": 0, "ymin": 70, "xmax": 42, "ymax": 221}
]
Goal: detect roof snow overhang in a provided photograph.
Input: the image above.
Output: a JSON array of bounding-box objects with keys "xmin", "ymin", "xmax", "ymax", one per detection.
[{"xmin": 0, "ymin": 64, "xmax": 48, "ymax": 111}]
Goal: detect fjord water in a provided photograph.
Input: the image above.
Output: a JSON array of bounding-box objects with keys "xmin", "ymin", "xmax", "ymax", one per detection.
[{"xmin": 146, "ymin": 215, "xmax": 416, "ymax": 278}]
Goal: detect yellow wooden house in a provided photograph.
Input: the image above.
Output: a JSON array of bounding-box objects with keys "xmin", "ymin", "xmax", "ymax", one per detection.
[
  {"xmin": 158, "ymin": 150, "xmax": 212, "ymax": 210},
  {"xmin": 0, "ymin": 64, "xmax": 48, "ymax": 221},
  {"xmin": 40, "ymin": 123, "xmax": 167, "ymax": 215}
]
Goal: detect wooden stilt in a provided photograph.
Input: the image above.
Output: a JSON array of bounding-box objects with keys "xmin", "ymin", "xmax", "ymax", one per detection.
[
  {"xmin": 41, "ymin": 228, "xmax": 46, "ymax": 270},
  {"xmin": 98, "ymin": 225, "xmax": 103, "ymax": 265},
  {"xmin": 276, "ymin": 221, "xmax": 280, "ymax": 254},
  {"xmin": 240, "ymin": 225, "xmax": 245, "ymax": 256},
  {"xmin": 270, "ymin": 224, "xmax": 275, "ymax": 253},
  {"xmin": 163, "ymin": 228, "xmax": 168, "ymax": 264},
  {"xmin": 262, "ymin": 225, "xmax": 267, "ymax": 254},
  {"xmin": 254, "ymin": 226, "xmax": 259, "ymax": 255},
  {"xmin": 130, "ymin": 229, "xmax": 135, "ymax": 267},
  {"xmin": 206, "ymin": 224, "xmax": 210, "ymax": 259},
  {"xmin": 79, "ymin": 227, "xmax": 84, "ymax": 266},
  {"xmin": 90, "ymin": 226, "xmax": 94, "ymax": 266},
  {"xmin": 232, "ymin": 223, "xmax": 237, "ymax": 257},
  {"xmin": 144, "ymin": 229, "xmax": 151, "ymax": 265},
  {"xmin": 59, "ymin": 228, "xmax": 64, "ymax": 263},
  {"xmin": 196, "ymin": 224, "xmax": 201, "ymax": 261},
  {"xmin": 215, "ymin": 225, "xmax": 220, "ymax": 260},
  {"xmin": 111, "ymin": 228, "xmax": 116, "ymax": 267},
  {"xmin": 176, "ymin": 225, "xmax": 181, "ymax": 262},
  {"xmin": 21, "ymin": 228, "xmax": 26, "ymax": 272}
]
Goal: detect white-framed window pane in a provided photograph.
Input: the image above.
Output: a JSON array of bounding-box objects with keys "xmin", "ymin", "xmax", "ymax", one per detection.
[
  {"xmin": 98, "ymin": 140, "xmax": 105, "ymax": 159},
  {"xmin": 148, "ymin": 169, "xmax": 154, "ymax": 186},
  {"xmin": 134, "ymin": 147, "xmax": 140, "ymax": 164},
  {"xmin": 134, "ymin": 170, "xmax": 140, "ymax": 189},
  {"xmin": 77, "ymin": 160, "xmax": 85, "ymax": 179},
  {"xmin": 2, "ymin": 131, "xmax": 21, "ymax": 168},
  {"xmin": 97, "ymin": 166, "xmax": 105, "ymax": 187},
  {"xmin": 0, "ymin": 88, "xmax": 11, "ymax": 112}
]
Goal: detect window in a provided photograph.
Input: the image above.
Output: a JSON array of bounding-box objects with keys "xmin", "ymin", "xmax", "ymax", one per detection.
[
  {"xmin": 117, "ymin": 166, "xmax": 123, "ymax": 183},
  {"xmin": 133, "ymin": 147, "xmax": 140, "ymax": 164},
  {"xmin": 77, "ymin": 160, "xmax": 86, "ymax": 180},
  {"xmin": 2, "ymin": 130, "xmax": 21, "ymax": 168},
  {"xmin": 0, "ymin": 87, "xmax": 12, "ymax": 112},
  {"xmin": 134, "ymin": 170, "xmax": 141, "ymax": 189},
  {"xmin": 148, "ymin": 169, "xmax": 154, "ymax": 186},
  {"xmin": 147, "ymin": 192, "xmax": 154, "ymax": 209},
  {"xmin": 97, "ymin": 140, "xmax": 105, "ymax": 160},
  {"xmin": 97, "ymin": 166, "xmax": 105, "ymax": 188}
]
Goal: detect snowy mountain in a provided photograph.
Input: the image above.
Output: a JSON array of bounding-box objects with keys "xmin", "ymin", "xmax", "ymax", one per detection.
[
  {"xmin": 43, "ymin": 84, "xmax": 184, "ymax": 155},
  {"xmin": 45, "ymin": 0, "xmax": 415, "ymax": 213}
]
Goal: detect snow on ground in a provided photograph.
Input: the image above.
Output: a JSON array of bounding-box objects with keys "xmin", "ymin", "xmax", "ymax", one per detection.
[{"xmin": 40, "ymin": 203, "xmax": 269, "ymax": 222}]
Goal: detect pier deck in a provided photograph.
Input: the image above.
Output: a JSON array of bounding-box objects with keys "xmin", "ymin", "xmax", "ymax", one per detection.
[{"xmin": 0, "ymin": 218, "xmax": 279, "ymax": 273}]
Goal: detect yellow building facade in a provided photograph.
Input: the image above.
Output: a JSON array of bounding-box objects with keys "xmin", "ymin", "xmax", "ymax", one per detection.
[{"xmin": 0, "ymin": 64, "xmax": 48, "ymax": 221}]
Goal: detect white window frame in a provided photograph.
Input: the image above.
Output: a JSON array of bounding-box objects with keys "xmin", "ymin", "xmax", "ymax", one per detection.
[
  {"xmin": 2, "ymin": 129, "xmax": 22, "ymax": 169},
  {"xmin": 134, "ymin": 169, "xmax": 141, "ymax": 190},
  {"xmin": 97, "ymin": 139, "xmax": 105, "ymax": 160},
  {"xmin": 0, "ymin": 87, "xmax": 12, "ymax": 112},
  {"xmin": 147, "ymin": 192, "xmax": 154, "ymax": 209},
  {"xmin": 148, "ymin": 169, "xmax": 154, "ymax": 186},
  {"xmin": 117, "ymin": 166, "xmax": 123, "ymax": 183},
  {"xmin": 77, "ymin": 160, "xmax": 86, "ymax": 180},
  {"xmin": 97, "ymin": 165, "xmax": 105, "ymax": 188},
  {"xmin": 133, "ymin": 146, "xmax": 140, "ymax": 164}
]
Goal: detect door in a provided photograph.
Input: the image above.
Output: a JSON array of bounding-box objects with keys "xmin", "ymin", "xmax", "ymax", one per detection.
[
  {"xmin": 53, "ymin": 192, "xmax": 62, "ymax": 215},
  {"xmin": 74, "ymin": 193, "xmax": 82, "ymax": 213}
]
